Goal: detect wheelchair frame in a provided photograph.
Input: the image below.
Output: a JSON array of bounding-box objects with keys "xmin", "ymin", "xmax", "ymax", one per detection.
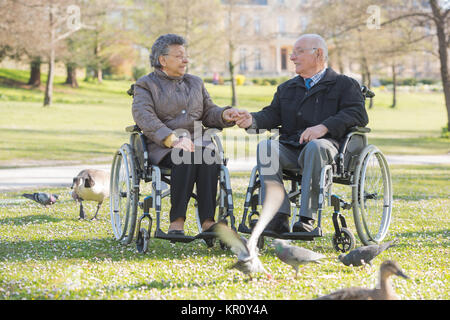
[
  {"xmin": 237, "ymin": 87, "xmax": 393, "ymax": 252},
  {"xmin": 109, "ymin": 125, "xmax": 236, "ymax": 253}
]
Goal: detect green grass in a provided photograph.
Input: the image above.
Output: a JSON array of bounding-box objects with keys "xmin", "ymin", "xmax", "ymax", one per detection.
[
  {"xmin": 0, "ymin": 67, "xmax": 448, "ymax": 167},
  {"xmin": 0, "ymin": 165, "xmax": 448, "ymax": 300}
]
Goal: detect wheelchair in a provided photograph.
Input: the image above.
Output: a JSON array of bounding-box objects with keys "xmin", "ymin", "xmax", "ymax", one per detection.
[
  {"xmin": 109, "ymin": 87, "xmax": 236, "ymax": 253},
  {"xmin": 237, "ymin": 87, "xmax": 393, "ymax": 253}
]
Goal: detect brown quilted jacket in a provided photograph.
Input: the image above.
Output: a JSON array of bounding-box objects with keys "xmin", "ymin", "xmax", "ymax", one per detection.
[{"xmin": 132, "ymin": 69, "xmax": 233, "ymax": 165}]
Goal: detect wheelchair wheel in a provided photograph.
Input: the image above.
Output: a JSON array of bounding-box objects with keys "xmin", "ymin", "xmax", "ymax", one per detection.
[
  {"xmin": 136, "ymin": 228, "xmax": 149, "ymax": 254},
  {"xmin": 352, "ymin": 145, "xmax": 393, "ymax": 245},
  {"xmin": 332, "ymin": 227, "xmax": 356, "ymax": 253},
  {"xmin": 110, "ymin": 143, "xmax": 139, "ymax": 245}
]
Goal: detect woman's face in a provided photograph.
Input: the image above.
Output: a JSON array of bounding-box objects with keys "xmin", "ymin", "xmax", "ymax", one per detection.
[{"xmin": 159, "ymin": 45, "xmax": 188, "ymax": 77}]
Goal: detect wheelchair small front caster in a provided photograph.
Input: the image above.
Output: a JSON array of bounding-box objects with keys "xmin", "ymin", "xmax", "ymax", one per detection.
[
  {"xmin": 204, "ymin": 238, "xmax": 215, "ymax": 248},
  {"xmin": 136, "ymin": 228, "xmax": 150, "ymax": 253},
  {"xmin": 332, "ymin": 227, "xmax": 356, "ymax": 253}
]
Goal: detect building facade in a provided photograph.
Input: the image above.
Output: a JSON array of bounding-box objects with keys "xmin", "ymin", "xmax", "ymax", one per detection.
[{"xmin": 219, "ymin": 0, "xmax": 310, "ymax": 77}]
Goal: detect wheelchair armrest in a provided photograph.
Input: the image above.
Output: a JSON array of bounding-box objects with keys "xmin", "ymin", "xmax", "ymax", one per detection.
[
  {"xmin": 245, "ymin": 127, "xmax": 281, "ymax": 134},
  {"xmin": 125, "ymin": 124, "xmax": 141, "ymax": 133},
  {"xmin": 347, "ymin": 126, "xmax": 371, "ymax": 134},
  {"xmin": 204, "ymin": 126, "xmax": 223, "ymax": 132}
]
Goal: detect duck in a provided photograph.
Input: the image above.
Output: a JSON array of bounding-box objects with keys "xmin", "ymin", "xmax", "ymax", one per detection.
[
  {"xmin": 71, "ymin": 169, "xmax": 110, "ymax": 220},
  {"xmin": 315, "ymin": 260, "xmax": 409, "ymax": 300}
]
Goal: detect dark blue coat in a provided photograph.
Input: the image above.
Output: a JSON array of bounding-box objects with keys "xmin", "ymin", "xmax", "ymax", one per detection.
[{"xmin": 251, "ymin": 68, "xmax": 369, "ymax": 149}]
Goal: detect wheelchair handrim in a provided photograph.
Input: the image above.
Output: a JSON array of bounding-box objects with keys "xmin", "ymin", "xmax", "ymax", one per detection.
[{"xmin": 358, "ymin": 147, "xmax": 392, "ymax": 243}]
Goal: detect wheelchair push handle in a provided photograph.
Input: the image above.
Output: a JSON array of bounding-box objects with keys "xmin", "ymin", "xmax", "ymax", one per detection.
[{"xmin": 361, "ymin": 85, "xmax": 375, "ymax": 99}]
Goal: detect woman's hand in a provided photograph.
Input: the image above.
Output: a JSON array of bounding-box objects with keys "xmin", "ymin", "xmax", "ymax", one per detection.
[
  {"xmin": 235, "ymin": 109, "xmax": 252, "ymax": 129},
  {"xmin": 172, "ymin": 137, "xmax": 195, "ymax": 152},
  {"xmin": 222, "ymin": 107, "xmax": 240, "ymax": 122}
]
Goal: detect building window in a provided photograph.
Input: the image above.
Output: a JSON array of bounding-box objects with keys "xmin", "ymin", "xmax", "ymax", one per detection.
[
  {"xmin": 240, "ymin": 14, "xmax": 246, "ymax": 28},
  {"xmin": 254, "ymin": 49, "xmax": 262, "ymax": 70},
  {"xmin": 278, "ymin": 16, "xmax": 285, "ymax": 33},
  {"xmin": 254, "ymin": 16, "xmax": 261, "ymax": 34},
  {"xmin": 240, "ymin": 48, "xmax": 247, "ymax": 72},
  {"xmin": 299, "ymin": 16, "xmax": 309, "ymax": 31},
  {"xmin": 281, "ymin": 48, "xmax": 287, "ymax": 70}
]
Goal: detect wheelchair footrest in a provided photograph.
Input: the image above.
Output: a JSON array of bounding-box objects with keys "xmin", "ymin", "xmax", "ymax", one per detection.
[
  {"xmin": 154, "ymin": 228, "xmax": 196, "ymax": 243},
  {"xmin": 194, "ymin": 231, "xmax": 216, "ymax": 240},
  {"xmin": 262, "ymin": 227, "xmax": 322, "ymax": 240},
  {"xmin": 238, "ymin": 223, "xmax": 252, "ymax": 234},
  {"xmin": 278, "ymin": 228, "xmax": 322, "ymax": 240}
]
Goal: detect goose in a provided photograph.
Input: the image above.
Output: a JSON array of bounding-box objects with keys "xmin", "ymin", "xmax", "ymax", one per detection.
[{"xmin": 71, "ymin": 169, "xmax": 110, "ymax": 220}]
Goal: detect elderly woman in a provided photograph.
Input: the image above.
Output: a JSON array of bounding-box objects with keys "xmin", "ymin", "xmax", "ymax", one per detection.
[{"xmin": 132, "ymin": 34, "xmax": 238, "ymax": 235}]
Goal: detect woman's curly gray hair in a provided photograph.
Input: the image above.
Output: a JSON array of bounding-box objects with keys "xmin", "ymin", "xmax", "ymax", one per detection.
[{"xmin": 150, "ymin": 34, "xmax": 187, "ymax": 69}]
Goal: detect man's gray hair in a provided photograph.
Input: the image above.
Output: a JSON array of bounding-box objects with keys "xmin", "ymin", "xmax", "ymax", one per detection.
[
  {"xmin": 297, "ymin": 34, "xmax": 328, "ymax": 61},
  {"xmin": 150, "ymin": 33, "xmax": 187, "ymax": 69}
]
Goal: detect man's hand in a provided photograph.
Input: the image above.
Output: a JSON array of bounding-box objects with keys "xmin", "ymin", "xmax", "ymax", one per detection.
[
  {"xmin": 222, "ymin": 107, "xmax": 240, "ymax": 123},
  {"xmin": 235, "ymin": 109, "xmax": 253, "ymax": 129},
  {"xmin": 299, "ymin": 124, "xmax": 328, "ymax": 144},
  {"xmin": 172, "ymin": 137, "xmax": 194, "ymax": 152}
]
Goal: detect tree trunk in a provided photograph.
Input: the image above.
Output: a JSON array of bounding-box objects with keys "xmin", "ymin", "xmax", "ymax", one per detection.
[
  {"xmin": 44, "ymin": 47, "xmax": 55, "ymax": 106},
  {"xmin": 65, "ymin": 63, "xmax": 78, "ymax": 88},
  {"xmin": 429, "ymin": 0, "xmax": 450, "ymax": 128},
  {"xmin": 95, "ymin": 68, "xmax": 103, "ymax": 83},
  {"xmin": 228, "ymin": 61, "xmax": 237, "ymax": 107},
  {"xmin": 28, "ymin": 57, "xmax": 41, "ymax": 86},
  {"xmin": 44, "ymin": 6, "xmax": 55, "ymax": 107},
  {"xmin": 94, "ymin": 36, "xmax": 103, "ymax": 83},
  {"xmin": 391, "ymin": 63, "xmax": 397, "ymax": 108}
]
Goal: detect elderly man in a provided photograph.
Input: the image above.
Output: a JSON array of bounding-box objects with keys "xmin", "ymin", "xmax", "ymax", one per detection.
[{"xmin": 235, "ymin": 34, "xmax": 368, "ymax": 234}]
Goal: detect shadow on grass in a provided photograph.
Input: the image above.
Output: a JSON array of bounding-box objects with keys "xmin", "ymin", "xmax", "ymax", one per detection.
[{"xmin": 0, "ymin": 214, "xmax": 63, "ymax": 226}]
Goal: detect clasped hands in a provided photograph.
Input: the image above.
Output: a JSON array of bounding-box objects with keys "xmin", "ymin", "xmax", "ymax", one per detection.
[
  {"xmin": 172, "ymin": 108, "xmax": 251, "ymax": 151},
  {"xmin": 222, "ymin": 107, "xmax": 329, "ymax": 144},
  {"xmin": 172, "ymin": 107, "xmax": 328, "ymax": 151}
]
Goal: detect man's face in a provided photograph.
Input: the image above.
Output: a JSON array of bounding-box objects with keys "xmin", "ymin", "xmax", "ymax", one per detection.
[
  {"xmin": 160, "ymin": 44, "xmax": 188, "ymax": 77},
  {"xmin": 290, "ymin": 38, "xmax": 320, "ymax": 77}
]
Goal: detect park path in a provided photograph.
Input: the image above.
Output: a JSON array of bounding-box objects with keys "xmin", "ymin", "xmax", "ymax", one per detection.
[{"xmin": 0, "ymin": 154, "xmax": 449, "ymax": 192}]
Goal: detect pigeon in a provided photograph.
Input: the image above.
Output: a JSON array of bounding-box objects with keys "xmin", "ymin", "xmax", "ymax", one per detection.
[
  {"xmin": 338, "ymin": 239, "xmax": 398, "ymax": 267},
  {"xmin": 214, "ymin": 223, "xmax": 270, "ymax": 278},
  {"xmin": 22, "ymin": 192, "xmax": 58, "ymax": 206},
  {"xmin": 71, "ymin": 169, "xmax": 110, "ymax": 220},
  {"xmin": 272, "ymin": 239, "xmax": 327, "ymax": 278},
  {"xmin": 315, "ymin": 260, "xmax": 409, "ymax": 300},
  {"xmin": 214, "ymin": 181, "xmax": 285, "ymax": 279}
]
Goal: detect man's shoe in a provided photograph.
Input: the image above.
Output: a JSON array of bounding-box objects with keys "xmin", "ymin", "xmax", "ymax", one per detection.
[
  {"xmin": 293, "ymin": 216, "xmax": 315, "ymax": 233},
  {"xmin": 264, "ymin": 213, "xmax": 290, "ymax": 235}
]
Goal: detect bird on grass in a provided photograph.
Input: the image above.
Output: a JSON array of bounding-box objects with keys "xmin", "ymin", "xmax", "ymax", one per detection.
[
  {"xmin": 338, "ymin": 239, "xmax": 398, "ymax": 267},
  {"xmin": 272, "ymin": 239, "xmax": 327, "ymax": 278},
  {"xmin": 22, "ymin": 192, "xmax": 58, "ymax": 207},
  {"xmin": 71, "ymin": 169, "xmax": 110, "ymax": 220},
  {"xmin": 315, "ymin": 260, "xmax": 409, "ymax": 300},
  {"xmin": 214, "ymin": 181, "xmax": 285, "ymax": 280}
]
